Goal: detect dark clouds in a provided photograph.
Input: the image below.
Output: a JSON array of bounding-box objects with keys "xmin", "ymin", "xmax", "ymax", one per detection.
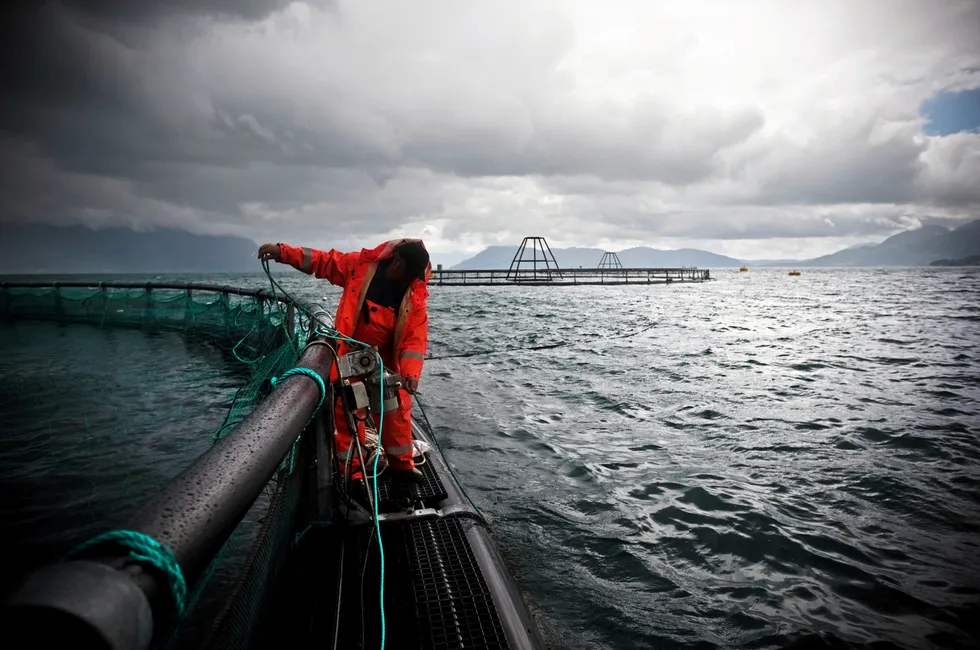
[
  {"xmin": 750, "ymin": 121, "xmax": 927, "ymax": 206},
  {"xmin": 0, "ymin": 0, "xmax": 978, "ymax": 261},
  {"xmin": 6, "ymin": 0, "xmax": 305, "ymax": 24}
]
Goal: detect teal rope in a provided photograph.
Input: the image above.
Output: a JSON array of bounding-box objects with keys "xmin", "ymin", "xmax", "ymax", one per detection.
[
  {"xmin": 314, "ymin": 324, "xmax": 387, "ymax": 649},
  {"xmin": 292, "ymin": 519, "xmax": 332, "ymax": 548},
  {"xmin": 68, "ymin": 530, "xmax": 187, "ymax": 618},
  {"xmin": 270, "ymin": 367, "xmax": 327, "ymax": 474},
  {"xmin": 374, "ymin": 353, "xmax": 387, "ymax": 649},
  {"xmin": 230, "ymin": 319, "xmax": 268, "ymax": 365},
  {"xmin": 261, "ymin": 259, "xmax": 300, "ymax": 355},
  {"xmin": 260, "ymin": 259, "xmax": 387, "ymax": 647},
  {"xmin": 269, "ymin": 367, "xmax": 326, "ymax": 418},
  {"xmin": 163, "ymin": 543, "xmax": 225, "ymax": 650}
]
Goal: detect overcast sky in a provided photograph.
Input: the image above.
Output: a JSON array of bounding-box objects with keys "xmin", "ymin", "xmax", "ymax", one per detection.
[{"xmin": 1, "ymin": 0, "xmax": 978, "ymax": 265}]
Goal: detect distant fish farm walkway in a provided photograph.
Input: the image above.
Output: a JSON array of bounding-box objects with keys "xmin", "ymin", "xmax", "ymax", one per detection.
[
  {"xmin": 432, "ymin": 236, "xmax": 711, "ymax": 286},
  {"xmin": 430, "ymin": 267, "xmax": 710, "ymax": 286}
]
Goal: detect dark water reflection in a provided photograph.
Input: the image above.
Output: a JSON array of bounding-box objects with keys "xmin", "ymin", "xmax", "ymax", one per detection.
[{"xmin": 2, "ymin": 267, "xmax": 979, "ymax": 649}]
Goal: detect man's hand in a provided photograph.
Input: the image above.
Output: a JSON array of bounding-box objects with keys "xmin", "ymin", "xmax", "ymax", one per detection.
[
  {"xmin": 402, "ymin": 375, "xmax": 419, "ymax": 393},
  {"xmin": 258, "ymin": 243, "xmax": 281, "ymax": 262}
]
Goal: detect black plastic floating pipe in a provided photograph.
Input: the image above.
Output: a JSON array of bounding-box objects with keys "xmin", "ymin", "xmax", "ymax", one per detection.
[{"xmin": 0, "ymin": 338, "xmax": 335, "ymax": 650}]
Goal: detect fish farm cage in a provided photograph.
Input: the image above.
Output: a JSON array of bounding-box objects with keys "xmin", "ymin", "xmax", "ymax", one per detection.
[{"xmin": 0, "ymin": 281, "xmax": 546, "ymax": 650}]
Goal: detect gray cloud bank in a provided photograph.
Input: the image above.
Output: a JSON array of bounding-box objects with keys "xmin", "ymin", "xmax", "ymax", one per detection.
[{"xmin": 1, "ymin": 0, "xmax": 978, "ymax": 261}]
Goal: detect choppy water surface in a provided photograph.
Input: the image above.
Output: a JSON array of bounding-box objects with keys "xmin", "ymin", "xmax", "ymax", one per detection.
[
  {"xmin": 2, "ymin": 267, "xmax": 980, "ymax": 649},
  {"xmin": 0, "ymin": 322, "xmax": 242, "ymax": 596}
]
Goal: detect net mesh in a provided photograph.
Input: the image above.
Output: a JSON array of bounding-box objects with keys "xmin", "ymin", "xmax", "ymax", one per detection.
[
  {"xmin": 0, "ymin": 282, "xmax": 318, "ymax": 649},
  {"xmin": 1, "ymin": 283, "xmax": 309, "ymax": 441}
]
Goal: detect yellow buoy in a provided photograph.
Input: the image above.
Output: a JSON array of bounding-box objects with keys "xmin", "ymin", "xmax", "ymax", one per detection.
[
  {"xmin": 739, "ymin": 266, "xmax": 748, "ymax": 272},
  {"xmin": 788, "ymin": 270, "xmax": 801, "ymax": 276}
]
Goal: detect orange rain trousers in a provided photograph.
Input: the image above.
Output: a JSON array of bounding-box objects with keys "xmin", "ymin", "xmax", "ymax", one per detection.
[{"xmin": 334, "ymin": 299, "xmax": 415, "ymax": 476}]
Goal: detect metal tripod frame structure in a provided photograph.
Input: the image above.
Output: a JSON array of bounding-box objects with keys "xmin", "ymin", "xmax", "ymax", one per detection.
[
  {"xmin": 597, "ymin": 251, "xmax": 625, "ymax": 277},
  {"xmin": 506, "ymin": 236, "xmax": 564, "ymax": 281},
  {"xmin": 597, "ymin": 252, "xmax": 624, "ymax": 270}
]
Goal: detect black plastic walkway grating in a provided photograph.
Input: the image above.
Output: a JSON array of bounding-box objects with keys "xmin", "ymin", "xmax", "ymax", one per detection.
[
  {"xmin": 406, "ymin": 518, "xmax": 510, "ymax": 650},
  {"xmin": 374, "ymin": 452, "xmax": 448, "ymax": 505}
]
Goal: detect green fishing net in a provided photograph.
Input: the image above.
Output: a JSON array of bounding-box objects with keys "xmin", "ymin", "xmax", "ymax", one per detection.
[
  {"xmin": 1, "ymin": 282, "xmax": 316, "ymax": 649},
  {"xmin": 1, "ymin": 283, "xmax": 307, "ymax": 441}
]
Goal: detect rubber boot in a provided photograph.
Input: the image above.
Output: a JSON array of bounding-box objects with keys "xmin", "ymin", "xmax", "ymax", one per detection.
[{"xmin": 388, "ymin": 467, "xmax": 423, "ymax": 510}]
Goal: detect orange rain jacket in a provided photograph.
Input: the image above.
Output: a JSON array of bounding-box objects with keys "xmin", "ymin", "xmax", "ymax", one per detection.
[{"xmin": 277, "ymin": 239, "xmax": 431, "ymax": 383}]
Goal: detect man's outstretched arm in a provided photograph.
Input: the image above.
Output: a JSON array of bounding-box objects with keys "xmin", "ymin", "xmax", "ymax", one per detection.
[{"xmin": 258, "ymin": 242, "xmax": 356, "ymax": 287}]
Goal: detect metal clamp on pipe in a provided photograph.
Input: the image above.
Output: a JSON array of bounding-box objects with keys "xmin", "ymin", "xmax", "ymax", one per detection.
[
  {"xmin": 0, "ymin": 338, "xmax": 337, "ymax": 650},
  {"xmin": 336, "ymin": 346, "xmax": 402, "ymax": 415}
]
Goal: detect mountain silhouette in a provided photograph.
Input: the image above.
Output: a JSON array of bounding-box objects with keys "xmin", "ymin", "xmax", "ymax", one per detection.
[
  {"xmin": 798, "ymin": 220, "xmax": 980, "ymax": 266},
  {"xmin": 452, "ymin": 220, "xmax": 980, "ymax": 269},
  {"xmin": 0, "ymin": 224, "xmax": 260, "ymax": 273},
  {"xmin": 451, "ymin": 245, "xmax": 742, "ymax": 269}
]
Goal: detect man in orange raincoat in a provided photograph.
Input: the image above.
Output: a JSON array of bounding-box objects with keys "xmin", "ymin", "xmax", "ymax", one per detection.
[{"xmin": 258, "ymin": 238, "xmax": 431, "ymax": 484}]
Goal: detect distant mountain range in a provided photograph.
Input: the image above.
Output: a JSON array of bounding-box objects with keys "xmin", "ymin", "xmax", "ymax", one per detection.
[
  {"xmin": 790, "ymin": 220, "xmax": 980, "ymax": 267},
  {"xmin": 0, "ymin": 224, "xmax": 260, "ymax": 274},
  {"xmin": 451, "ymin": 245, "xmax": 742, "ymax": 270},
  {"xmin": 453, "ymin": 219, "xmax": 980, "ymax": 269},
  {"xmin": 2, "ymin": 218, "xmax": 977, "ymax": 274}
]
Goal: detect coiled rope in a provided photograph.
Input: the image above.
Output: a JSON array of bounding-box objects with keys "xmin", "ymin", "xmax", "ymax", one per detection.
[
  {"xmin": 270, "ymin": 367, "xmax": 327, "ymax": 422},
  {"xmin": 269, "ymin": 366, "xmax": 327, "ymax": 474},
  {"xmin": 68, "ymin": 529, "xmax": 187, "ymax": 618}
]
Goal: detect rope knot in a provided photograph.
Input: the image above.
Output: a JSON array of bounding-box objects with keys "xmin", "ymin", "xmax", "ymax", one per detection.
[
  {"xmin": 269, "ymin": 367, "xmax": 326, "ymax": 413},
  {"xmin": 68, "ymin": 529, "xmax": 187, "ymax": 619},
  {"xmin": 269, "ymin": 367, "xmax": 328, "ymax": 473}
]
